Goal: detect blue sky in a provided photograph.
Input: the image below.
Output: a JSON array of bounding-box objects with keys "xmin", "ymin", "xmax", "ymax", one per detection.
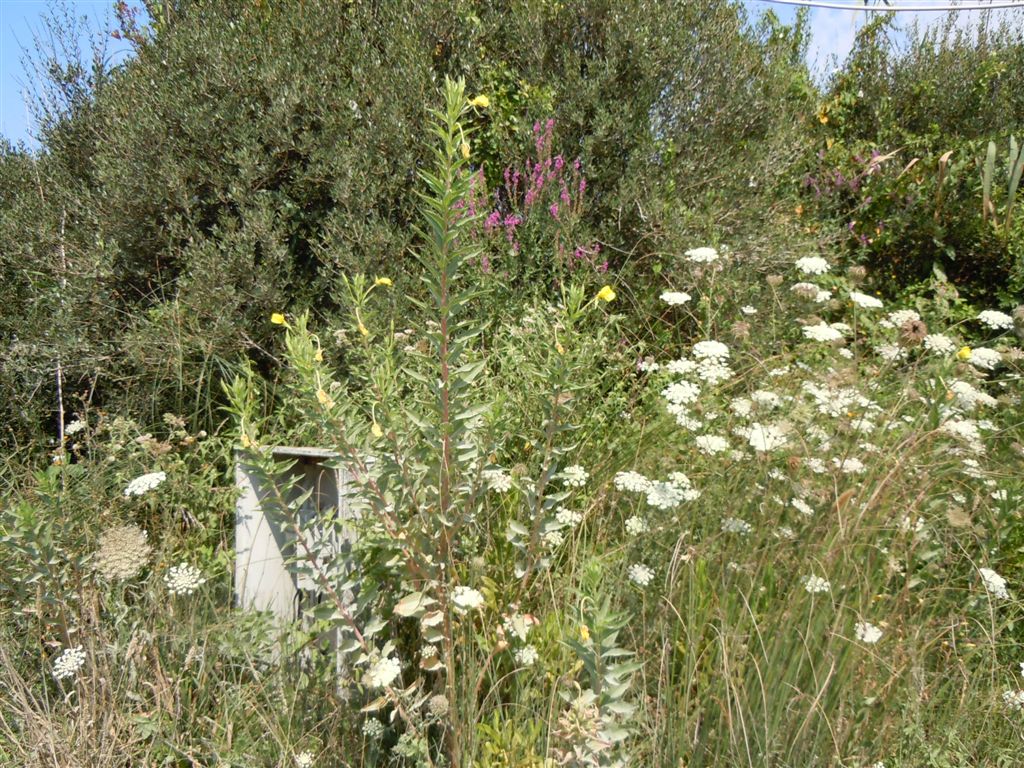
[{"xmin": 0, "ymin": 1, "xmax": 1006, "ymax": 149}]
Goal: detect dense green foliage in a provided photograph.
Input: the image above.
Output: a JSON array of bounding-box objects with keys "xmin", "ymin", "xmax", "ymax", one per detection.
[{"xmin": 2, "ymin": 4, "xmax": 1024, "ymax": 767}]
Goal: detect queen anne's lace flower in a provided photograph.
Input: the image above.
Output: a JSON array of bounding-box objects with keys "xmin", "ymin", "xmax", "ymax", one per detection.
[
  {"xmin": 515, "ymin": 645, "xmax": 539, "ymax": 667},
  {"xmin": 1002, "ymin": 690, "xmax": 1024, "ymax": 710},
  {"xmin": 745, "ymin": 422, "xmax": 788, "ymax": 452},
  {"xmin": 978, "ymin": 310, "xmax": 1014, "ymax": 330},
  {"xmin": 721, "ymin": 517, "xmax": 752, "ymax": 535},
  {"xmin": 628, "ymin": 563, "xmax": 655, "ymax": 587},
  {"xmin": 561, "ymin": 465, "xmax": 589, "ymax": 488},
  {"xmin": 980, "ymin": 567, "xmax": 1009, "ymax": 599},
  {"xmin": 795, "ymin": 256, "xmax": 830, "ymax": 275},
  {"xmin": 803, "ymin": 574, "xmax": 830, "ymax": 594},
  {"xmin": 294, "ymin": 752, "xmax": 315, "ymax": 768},
  {"xmin": 849, "ymin": 291, "xmax": 883, "ymax": 309},
  {"xmin": 741, "ymin": 305, "xmax": 757, "ymax": 315},
  {"xmin": 624, "ymin": 515, "xmax": 649, "ymax": 536},
  {"xmin": 451, "ymin": 586, "xmax": 485, "ymax": 613},
  {"xmin": 968, "ymin": 347, "xmax": 1001, "ymax": 370},
  {"xmin": 124, "ymin": 471, "xmax": 167, "ymax": 497},
  {"xmin": 482, "ymin": 468, "xmax": 513, "ymax": 493},
  {"xmin": 854, "ymin": 621, "xmax": 883, "ymax": 644},
  {"xmin": 692, "ymin": 340, "xmax": 730, "ymax": 360},
  {"xmin": 64, "ymin": 418, "xmax": 86, "ymax": 436},
  {"xmin": 164, "ymin": 562, "xmax": 207, "ymax": 596},
  {"xmin": 923, "ymin": 333, "xmax": 956, "ymax": 354},
  {"xmin": 802, "ymin": 323, "xmax": 844, "ymax": 343},
  {"xmin": 613, "ymin": 471, "xmax": 651, "ymax": 493},
  {"xmin": 366, "ymin": 655, "xmax": 402, "ymax": 688},
  {"xmin": 95, "ymin": 524, "xmax": 152, "ymax": 581},
  {"xmin": 661, "ymin": 291, "xmax": 692, "ymax": 305},
  {"xmin": 52, "ymin": 645, "xmax": 86, "ymax": 681},
  {"xmin": 695, "ymin": 434, "xmax": 729, "ymax": 454},
  {"xmin": 881, "ymin": 309, "xmax": 920, "ymax": 329},
  {"xmin": 685, "ymin": 246, "xmax": 719, "ymax": 263}
]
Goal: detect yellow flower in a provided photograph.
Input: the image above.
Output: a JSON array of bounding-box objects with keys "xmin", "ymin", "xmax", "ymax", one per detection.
[
  {"xmin": 314, "ymin": 347, "xmax": 324, "ymax": 362},
  {"xmin": 580, "ymin": 624, "xmax": 590, "ymax": 642},
  {"xmin": 555, "ymin": 341, "xmax": 565, "ymax": 355},
  {"xmin": 794, "ymin": 204, "xmax": 804, "ymax": 217},
  {"xmin": 469, "ymin": 95, "xmax": 490, "ymax": 108},
  {"xmin": 460, "ymin": 141, "xmax": 471, "ymax": 159},
  {"xmin": 374, "ymin": 276, "xmax": 393, "ymax": 287},
  {"xmin": 240, "ymin": 433, "xmax": 252, "ymax": 448},
  {"xmin": 817, "ymin": 107, "xmax": 829, "ymax": 124},
  {"xmin": 371, "ymin": 422, "xmax": 383, "ymax": 438},
  {"xmin": 316, "ymin": 389, "xmax": 335, "ymax": 408},
  {"xmin": 358, "ymin": 322, "xmax": 369, "ymax": 337},
  {"xmin": 270, "ymin": 312, "xmax": 286, "ymax": 325},
  {"xmin": 957, "ymin": 346, "xmax": 972, "ymax": 360},
  {"xmin": 596, "ymin": 285, "xmax": 616, "ymax": 303}
]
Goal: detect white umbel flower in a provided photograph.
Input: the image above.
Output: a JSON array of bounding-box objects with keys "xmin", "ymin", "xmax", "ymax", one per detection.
[
  {"xmin": 741, "ymin": 305, "xmax": 757, "ymax": 315},
  {"xmin": 854, "ymin": 621, "xmax": 883, "ymax": 644},
  {"xmin": 124, "ymin": 471, "xmax": 167, "ymax": 497},
  {"xmin": 661, "ymin": 291, "xmax": 692, "ymax": 306},
  {"xmin": 366, "ymin": 656, "xmax": 402, "ymax": 688},
  {"xmin": 978, "ymin": 310, "xmax": 1014, "ymax": 330},
  {"xmin": 692, "ymin": 340, "xmax": 730, "ymax": 360},
  {"xmin": 64, "ymin": 418, "xmax": 87, "ymax": 436},
  {"xmin": 979, "ymin": 567, "xmax": 1009, "ymax": 599},
  {"xmin": 613, "ymin": 471, "xmax": 651, "ymax": 493},
  {"xmin": 803, "ymin": 574, "xmax": 830, "ymax": 594},
  {"xmin": 52, "ymin": 645, "xmax": 86, "ymax": 681},
  {"xmin": 628, "ymin": 563, "xmax": 655, "ymax": 587},
  {"xmin": 482, "ymin": 469, "xmax": 513, "ymax": 493},
  {"xmin": 849, "ymin": 291, "xmax": 883, "ymax": 309},
  {"xmin": 923, "ymin": 333, "xmax": 956, "ymax": 354},
  {"xmin": 451, "ymin": 586, "xmax": 485, "ymax": 613},
  {"xmin": 685, "ymin": 246, "xmax": 719, "ymax": 263},
  {"xmin": 802, "ymin": 323, "xmax": 844, "ymax": 343},
  {"xmin": 968, "ymin": 347, "xmax": 1001, "ymax": 370},
  {"xmin": 515, "ymin": 645, "xmax": 539, "ymax": 667},
  {"xmin": 164, "ymin": 562, "xmax": 207, "ymax": 596},
  {"xmin": 560, "ymin": 465, "xmax": 589, "ymax": 488},
  {"xmin": 695, "ymin": 434, "xmax": 729, "ymax": 455},
  {"xmin": 795, "ymin": 256, "xmax": 830, "ymax": 275},
  {"xmin": 294, "ymin": 752, "xmax": 315, "ymax": 768},
  {"xmin": 95, "ymin": 524, "xmax": 152, "ymax": 581}
]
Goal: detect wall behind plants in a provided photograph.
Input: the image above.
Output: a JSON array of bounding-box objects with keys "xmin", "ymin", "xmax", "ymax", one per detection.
[{"xmin": 0, "ymin": 0, "xmax": 816, "ymax": 453}]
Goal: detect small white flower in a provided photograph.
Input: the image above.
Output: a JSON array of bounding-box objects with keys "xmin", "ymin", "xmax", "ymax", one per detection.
[
  {"xmin": 52, "ymin": 645, "xmax": 86, "ymax": 681},
  {"xmin": 661, "ymin": 291, "xmax": 692, "ymax": 306},
  {"xmin": 452, "ymin": 586, "xmax": 486, "ymax": 613},
  {"xmin": 1002, "ymin": 689, "xmax": 1024, "ymax": 710},
  {"xmin": 978, "ymin": 310, "xmax": 1014, "ymax": 330},
  {"xmin": 803, "ymin": 574, "xmax": 830, "ymax": 594},
  {"xmin": 515, "ymin": 645, "xmax": 539, "ymax": 667},
  {"xmin": 561, "ymin": 465, "xmax": 589, "ymax": 488},
  {"xmin": 164, "ymin": 562, "xmax": 207, "ymax": 596},
  {"xmin": 968, "ymin": 347, "xmax": 1001, "ymax": 370},
  {"xmin": 881, "ymin": 309, "xmax": 920, "ymax": 328},
  {"xmin": 692, "ymin": 340, "xmax": 730, "ymax": 360},
  {"xmin": 295, "ymin": 751, "xmax": 315, "ymax": 768},
  {"xmin": 366, "ymin": 655, "xmax": 402, "ymax": 688},
  {"xmin": 745, "ymin": 422, "xmax": 788, "ymax": 452},
  {"xmin": 721, "ymin": 517, "xmax": 752, "ymax": 535},
  {"xmin": 854, "ymin": 621, "xmax": 883, "ymax": 644},
  {"xmin": 802, "ymin": 322, "xmax": 844, "ymax": 343},
  {"xmin": 795, "ymin": 256, "xmax": 831, "ymax": 275},
  {"xmin": 923, "ymin": 333, "xmax": 956, "ymax": 354},
  {"xmin": 849, "ymin": 291, "xmax": 883, "ymax": 309},
  {"xmin": 624, "ymin": 515, "xmax": 649, "ymax": 536},
  {"xmin": 685, "ymin": 246, "xmax": 719, "ymax": 263},
  {"xmin": 482, "ymin": 468, "xmax": 513, "ymax": 493},
  {"xmin": 791, "ymin": 498, "xmax": 814, "ymax": 517},
  {"xmin": 695, "ymin": 434, "xmax": 729, "ymax": 455},
  {"xmin": 875, "ymin": 343, "xmax": 905, "ymax": 362},
  {"xmin": 662, "ymin": 381, "xmax": 701, "ymax": 406},
  {"xmin": 614, "ymin": 471, "xmax": 651, "ymax": 493},
  {"xmin": 64, "ymin": 418, "xmax": 86, "ymax": 436},
  {"xmin": 741, "ymin": 305, "xmax": 757, "ymax": 315},
  {"xmin": 979, "ymin": 567, "xmax": 1009, "ymax": 599},
  {"xmin": 124, "ymin": 470, "xmax": 167, "ymax": 497},
  {"xmin": 628, "ymin": 563, "xmax": 655, "ymax": 587},
  {"xmin": 555, "ymin": 506, "xmax": 583, "ymax": 527}
]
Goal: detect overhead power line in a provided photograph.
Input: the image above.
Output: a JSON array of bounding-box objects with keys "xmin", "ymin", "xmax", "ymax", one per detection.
[{"xmin": 756, "ymin": 0, "xmax": 1024, "ymax": 10}]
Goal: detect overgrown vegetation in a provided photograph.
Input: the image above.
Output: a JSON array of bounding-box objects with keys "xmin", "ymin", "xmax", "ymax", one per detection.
[{"xmin": 2, "ymin": 2, "xmax": 1024, "ymax": 767}]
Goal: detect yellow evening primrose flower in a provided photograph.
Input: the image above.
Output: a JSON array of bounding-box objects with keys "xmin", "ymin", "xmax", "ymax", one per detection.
[
  {"xmin": 957, "ymin": 346, "xmax": 972, "ymax": 360},
  {"xmin": 371, "ymin": 422, "xmax": 384, "ymax": 438},
  {"xmin": 580, "ymin": 624, "xmax": 591, "ymax": 642},
  {"xmin": 596, "ymin": 285, "xmax": 616, "ymax": 303},
  {"xmin": 314, "ymin": 348, "xmax": 324, "ymax": 363},
  {"xmin": 469, "ymin": 95, "xmax": 490, "ymax": 108},
  {"xmin": 460, "ymin": 141, "xmax": 471, "ymax": 159},
  {"xmin": 374, "ymin": 277, "xmax": 393, "ymax": 287},
  {"xmin": 316, "ymin": 389, "xmax": 335, "ymax": 408},
  {"xmin": 270, "ymin": 312, "xmax": 286, "ymax": 325},
  {"xmin": 358, "ymin": 322, "xmax": 369, "ymax": 337}
]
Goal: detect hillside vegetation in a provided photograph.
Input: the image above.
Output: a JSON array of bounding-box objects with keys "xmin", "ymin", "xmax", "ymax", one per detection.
[{"xmin": 1, "ymin": 3, "xmax": 1023, "ymax": 767}]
